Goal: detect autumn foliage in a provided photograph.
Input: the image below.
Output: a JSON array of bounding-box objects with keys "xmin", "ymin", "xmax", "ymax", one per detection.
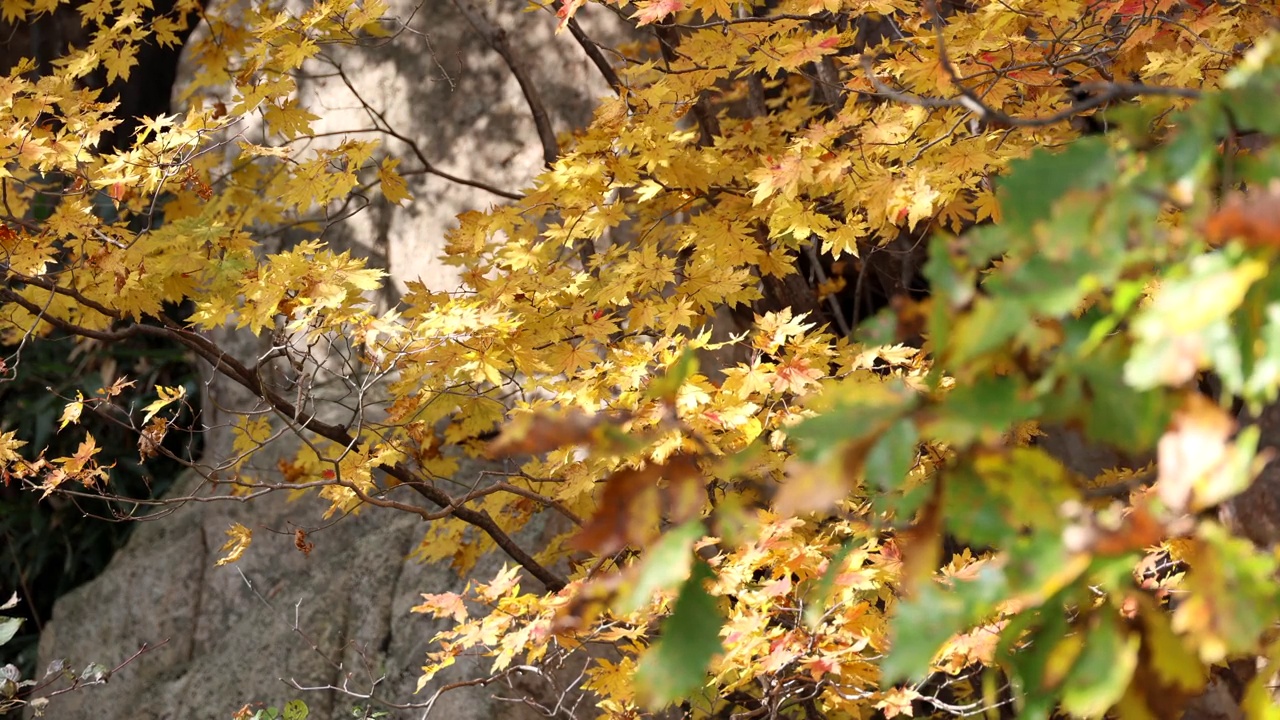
[{"xmin": 6, "ymin": 0, "xmax": 1280, "ymax": 716}]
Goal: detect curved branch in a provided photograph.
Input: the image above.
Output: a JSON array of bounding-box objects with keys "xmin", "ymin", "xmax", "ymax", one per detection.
[
  {"xmin": 161, "ymin": 324, "xmax": 570, "ymax": 590},
  {"xmin": 453, "ymin": 0, "xmax": 560, "ymax": 166},
  {"xmin": 566, "ymin": 17, "xmax": 622, "ymax": 95}
]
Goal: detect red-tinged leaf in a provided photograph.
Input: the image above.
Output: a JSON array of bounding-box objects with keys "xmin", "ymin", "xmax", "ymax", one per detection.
[
  {"xmin": 771, "ymin": 356, "xmax": 823, "ymax": 394},
  {"xmin": 479, "ymin": 564, "xmax": 522, "ymax": 601},
  {"xmin": 762, "ymin": 574, "xmax": 791, "ymax": 598},
  {"xmin": 631, "ymin": 0, "xmax": 683, "ymax": 26},
  {"xmin": 555, "ymin": 0, "xmax": 587, "ymax": 32},
  {"xmin": 802, "ymin": 655, "xmax": 840, "ymax": 682}
]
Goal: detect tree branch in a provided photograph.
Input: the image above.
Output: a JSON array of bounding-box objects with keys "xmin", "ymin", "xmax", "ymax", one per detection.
[
  {"xmin": 453, "ymin": 0, "xmax": 560, "ymax": 166},
  {"xmin": 654, "ymin": 22, "xmax": 720, "ymax": 146},
  {"xmin": 0, "ymin": 283, "xmax": 568, "ymax": 590},
  {"xmin": 865, "ymin": 0, "xmax": 1201, "ymax": 130},
  {"xmin": 566, "ymin": 17, "xmax": 622, "ymax": 95},
  {"xmin": 860, "ymin": 55, "xmax": 1199, "ymax": 130}
]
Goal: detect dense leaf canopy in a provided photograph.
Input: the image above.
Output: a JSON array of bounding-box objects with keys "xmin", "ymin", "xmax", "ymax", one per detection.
[{"xmin": 5, "ymin": 0, "xmax": 1280, "ymax": 717}]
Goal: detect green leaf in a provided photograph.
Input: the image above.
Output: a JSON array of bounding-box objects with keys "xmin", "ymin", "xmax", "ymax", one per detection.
[
  {"xmin": 865, "ymin": 417, "xmax": 924, "ymax": 516},
  {"xmin": 789, "ymin": 381, "xmax": 916, "ymax": 462},
  {"xmin": 618, "ymin": 521, "xmax": 703, "ymax": 615},
  {"xmin": 943, "ymin": 464, "xmax": 1017, "ymax": 548},
  {"xmin": 922, "ymin": 236, "xmax": 977, "ymax": 360},
  {"xmin": 999, "ymin": 137, "xmax": 1113, "ymax": 236},
  {"xmin": 1157, "ymin": 118, "xmax": 1218, "ymax": 193},
  {"xmin": 81, "ymin": 662, "xmax": 110, "ymax": 683},
  {"xmin": 283, "ymin": 699, "xmax": 309, "ymax": 720},
  {"xmin": 1060, "ymin": 612, "xmax": 1140, "ymax": 718},
  {"xmin": 865, "ymin": 418, "xmax": 918, "ymax": 493},
  {"xmin": 1223, "ymin": 80, "xmax": 1280, "ymax": 135},
  {"xmin": 1233, "ymin": 269, "xmax": 1280, "ymax": 404},
  {"xmin": 882, "ymin": 563, "xmax": 1008, "ymax": 683},
  {"xmin": 1073, "ymin": 348, "xmax": 1171, "ymax": 450},
  {"xmin": 0, "ymin": 617, "xmax": 20, "ymax": 646},
  {"xmin": 972, "ymin": 449, "xmax": 1075, "ymax": 537},
  {"xmin": 1000, "ymin": 606, "xmax": 1071, "ymax": 718},
  {"xmin": 926, "ymin": 375, "xmax": 1039, "ymax": 447},
  {"xmin": 636, "ymin": 561, "xmax": 723, "ymax": 707},
  {"xmin": 946, "ymin": 297, "xmax": 1030, "ymax": 368}
]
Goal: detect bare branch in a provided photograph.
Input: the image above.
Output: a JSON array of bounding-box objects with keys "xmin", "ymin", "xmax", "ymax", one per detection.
[
  {"xmin": 453, "ymin": 0, "xmax": 560, "ymax": 166},
  {"xmin": 860, "ymin": 1, "xmax": 1202, "ymax": 130},
  {"xmin": 324, "ymin": 58, "xmax": 524, "ymax": 199},
  {"xmin": 566, "ymin": 17, "xmax": 622, "ymax": 95}
]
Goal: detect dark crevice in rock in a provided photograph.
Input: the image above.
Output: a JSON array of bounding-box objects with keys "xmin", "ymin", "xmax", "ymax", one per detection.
[{"xmin": 189, "ymin": 521, "xmax": 209, "ymax": 665}]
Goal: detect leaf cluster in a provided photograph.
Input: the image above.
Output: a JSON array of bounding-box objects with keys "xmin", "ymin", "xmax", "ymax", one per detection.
[{"xmin": 2, "ymin": 0, "xmax": 1280, "ymax": 717}]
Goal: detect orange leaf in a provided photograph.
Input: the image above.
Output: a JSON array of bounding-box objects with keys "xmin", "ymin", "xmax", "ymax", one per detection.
[{"xmin": 1204, "ymin": 187, "xmax": 1280, "ymax": 249}]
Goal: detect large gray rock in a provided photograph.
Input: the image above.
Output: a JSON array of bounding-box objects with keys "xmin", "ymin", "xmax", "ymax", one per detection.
[{"xmin": 36, "ymin": 460, "xmax": 556, "ymax": 720}]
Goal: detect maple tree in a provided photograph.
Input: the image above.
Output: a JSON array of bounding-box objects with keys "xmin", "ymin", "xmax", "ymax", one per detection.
[{"xmin": 4, "ymin": 0, "xmax": 1280, "ymax": 716}]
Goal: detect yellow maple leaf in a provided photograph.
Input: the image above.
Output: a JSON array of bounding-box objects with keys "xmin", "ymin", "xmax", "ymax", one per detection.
[
  {"xmin": 215, "ymin": 523, "xmax": 254, "ymax": 566},
  {"xmin": 378, "ymin": 156, "xmax": 413, "ymax": 205},
  {"xmin": 59, "ymin": 391, "xmax": 85, "ymax": 430},
  {"xmin": 0, "ymin": 430, "xmax": 27, "ymax": 464},
  {"xmin": 141, "ymin": 385, "xmax": 187, "ymax": 423}
]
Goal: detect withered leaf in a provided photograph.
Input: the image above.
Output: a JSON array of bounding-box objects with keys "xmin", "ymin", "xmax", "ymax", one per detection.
[
  {"xmin": 487, "ymin": 409, "xmax": 618, "ymax": 458},
  {"xmin": 572, "ymin": 455, "xmax": 702, "ymax": 556}
]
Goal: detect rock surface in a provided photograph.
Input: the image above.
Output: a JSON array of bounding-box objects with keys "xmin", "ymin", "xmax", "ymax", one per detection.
[{"xmin": 36, "ymin": 464, "xmax": 545, "ymax": 720}]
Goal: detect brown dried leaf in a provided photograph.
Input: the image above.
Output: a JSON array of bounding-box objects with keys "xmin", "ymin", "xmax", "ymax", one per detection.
[
  {"xmin": 139, "ymin": 415, "xmax": 171, "ymax": 460},
  {"xmin": 572, "ymin": 455, "xmax": 701, "ymax": 555},
  {"xmin": 487, "ymin": 409, "xmax": 607, "ymax": 458},
  {"xmin": 294, "ymin": 528, "xmax": 314, "ymax": 557}
]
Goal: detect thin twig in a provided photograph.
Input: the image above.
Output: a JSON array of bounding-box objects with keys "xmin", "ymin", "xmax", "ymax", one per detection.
[{"xmin": 862, "ymin": 1, "xmax": 1202, "ymax": 130}]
